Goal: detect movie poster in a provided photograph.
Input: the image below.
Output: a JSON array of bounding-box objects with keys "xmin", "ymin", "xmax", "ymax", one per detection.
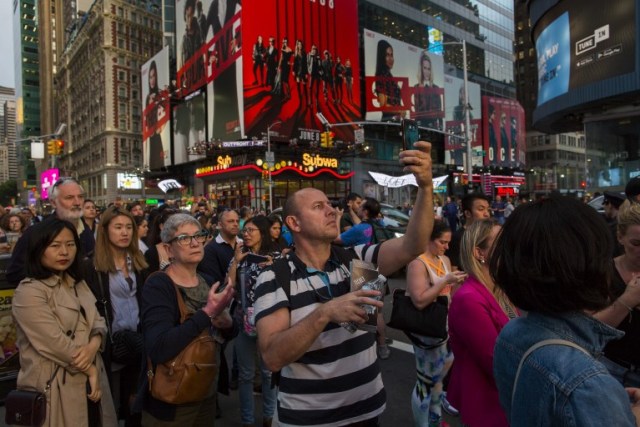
[
  {"xmin": 443, "ymin": 75, "xmax": 482, "ymax": 167},
  {"xmin": 173, "ymin": 89, "xmax": 207, "ymax": 165},
  {"xmin": 141, "ymin": 46, "xmax": 171, "ymax": 169},
  {"xmin": 242, "ymin": 0, "xmax": 361, "ymax": 143},
  {"xmin": 482, "ymin": 96, "xmax": 526, "ymax": 167},
  {"xmin": 176, "ymin": 0, "xmax": 243, "ymax": 141},
  {"xmin": 363, "ymin": 28, "xmax": 445, "ymax": 127}
]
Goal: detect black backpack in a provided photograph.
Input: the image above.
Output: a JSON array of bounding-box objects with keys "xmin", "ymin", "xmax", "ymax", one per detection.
[{"xmin": 366, "ymin": 219, "xmax": 396, "ymax": 244}]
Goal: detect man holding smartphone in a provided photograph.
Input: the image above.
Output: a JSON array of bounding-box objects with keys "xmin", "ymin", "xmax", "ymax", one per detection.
[{"xmin": 253, "ymin": 140, "xmax": 435, "ymax": 426}]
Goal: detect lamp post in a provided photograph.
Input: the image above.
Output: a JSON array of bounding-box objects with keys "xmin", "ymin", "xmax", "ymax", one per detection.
[
  {"xmin": 461, "ymin": 40, "xmax": 473, "ymax": 188},
  {"xmin": 266, "ymin": 121, "xmax": 282, "ymax": 212}
]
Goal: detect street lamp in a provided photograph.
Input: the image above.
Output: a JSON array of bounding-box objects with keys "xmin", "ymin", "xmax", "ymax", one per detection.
[{"xmin": 266, "ymin": 121, "xmax": 282, "ymax": 212}]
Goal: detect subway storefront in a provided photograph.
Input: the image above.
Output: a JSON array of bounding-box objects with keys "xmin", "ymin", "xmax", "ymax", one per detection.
[{"xmin": 196, "ymin": 151, "xmax": 355, "ymax": 210}]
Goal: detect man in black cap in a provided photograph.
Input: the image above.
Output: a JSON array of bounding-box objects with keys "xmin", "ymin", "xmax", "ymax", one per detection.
[
  {"xmin": 625, "ymin": 176, "xmax": 640, "ymax": 202},
  {"xmin": 603, "ymin": 191, "xmax": 626, "ymax": 257}
]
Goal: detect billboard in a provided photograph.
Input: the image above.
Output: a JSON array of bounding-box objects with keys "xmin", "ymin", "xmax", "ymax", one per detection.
[
  {"xmin": 175, "ymin": 0, "xmax": 243, "ymax": 140},
  {"xmin": 363, "ymin": 29, "xmax": 445, "ymax": 130},
  {"xmin": 141, "ymin": 46, "xmax": 171, "ymax": 169},
  {"xmin": 242, "ymin": 0, "xmax": 361, "ymax": 142},
  {"xmin": 482, "ymin": 97, "xmax": 526, "ymax": 167},
  {"xmin": 535, "ymin": 0, "xmax": 636, "ymax": 106},
  {"xmin": 443, "ymin": 75, "xmax": 482, "ymax": 166},
  {"xmin": 40, "ymin": 168, "xmax": 60, "ymax": 200},
  {"xmin": 173, "ymin": 89, "xmax": 207, "ymax": 165}
]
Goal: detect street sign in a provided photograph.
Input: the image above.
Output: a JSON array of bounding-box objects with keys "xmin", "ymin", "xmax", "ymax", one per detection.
[{"xmin": 265, "ymin": 151, "xmax": 275, "ymax": 164}]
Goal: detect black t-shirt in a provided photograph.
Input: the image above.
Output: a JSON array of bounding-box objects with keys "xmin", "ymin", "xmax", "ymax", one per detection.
[{"xmin": 604, "ymin": 264, "xmax": 640, "ymax": 365}]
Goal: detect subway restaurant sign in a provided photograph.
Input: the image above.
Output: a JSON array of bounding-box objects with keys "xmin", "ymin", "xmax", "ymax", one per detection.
[{"xmin": 302, "ymin": 153, "xmax": 338, "ymax": 169}]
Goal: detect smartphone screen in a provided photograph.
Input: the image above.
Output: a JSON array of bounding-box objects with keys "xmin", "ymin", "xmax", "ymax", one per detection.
[{"xmin": 402, "ymin": 119, "xmax": 419, "ymax": 150}]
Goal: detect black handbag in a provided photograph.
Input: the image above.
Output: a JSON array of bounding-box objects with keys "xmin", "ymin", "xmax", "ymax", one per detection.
[
  {"xmin": 6, "ymin": 362, "xmax": 62, "ymax": 426},
  {"xmin": 97, "ymin": 272, "xmax": 143, "ymax": 365},
  {"xmin": 387, "ymin": 288, "xmax": 449, "ymax": 340},
  {"xmin": 5, "ymin": 389, "xmax": 48, "ymax": 426},
  {"xmin": 111, "ymin": 329, "xmax": 144, "ymax": 365}
]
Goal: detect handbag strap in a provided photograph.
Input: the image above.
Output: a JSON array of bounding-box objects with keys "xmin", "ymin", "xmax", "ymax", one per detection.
[
  {"xmin": 511, "ymin": 338, "xmax": 590, "ymax": 409},
  {"xmin": 96, "ymin": 271, "xmax": 114, "ymax": 344}
]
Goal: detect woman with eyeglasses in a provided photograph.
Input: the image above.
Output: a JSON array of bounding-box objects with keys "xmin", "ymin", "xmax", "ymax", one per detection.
[
  {"xmin": 139, "ymin": 213, "xmax": 235, "ymax": 426},
  {"xmin": 82, "ymin": 206, "xmax": 148, "ymax": 426},
  {"xmin": 13, "ymin": 218, "xmax": 117, "ymax": 426},
  {"xmin": 594, "ymin": 201, "xmax": 640, "ymax": 388},
  {"xmin": 227, "ymin": 215, "xmax": 278, "ymax": 427}
]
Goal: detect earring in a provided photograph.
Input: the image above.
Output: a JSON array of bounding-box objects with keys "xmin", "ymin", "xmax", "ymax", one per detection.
[{"xmin": 479, "ymin": 258, "xmax": 485, "ymax": 264}]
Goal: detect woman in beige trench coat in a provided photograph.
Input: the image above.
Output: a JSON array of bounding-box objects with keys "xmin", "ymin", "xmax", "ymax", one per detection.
[{"xmin": 12, "ymin": 218, "xmax": 117, "ymax": 427}]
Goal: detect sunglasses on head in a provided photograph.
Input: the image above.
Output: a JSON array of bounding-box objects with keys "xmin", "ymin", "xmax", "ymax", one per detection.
[{"xmin": 52, "ymin": 177, "xmax": 78, "ymax": 189}]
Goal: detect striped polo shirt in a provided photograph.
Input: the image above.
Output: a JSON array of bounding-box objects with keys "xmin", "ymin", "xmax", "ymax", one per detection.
[{"xmin": 254, "ymin": 244, "xmax": 386, "ymax": 426}]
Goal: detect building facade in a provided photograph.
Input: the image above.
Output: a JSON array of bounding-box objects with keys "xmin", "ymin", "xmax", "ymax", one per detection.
[{"xmin": 54, "ymin": 0, "xmax": 163, "ymax": 205}]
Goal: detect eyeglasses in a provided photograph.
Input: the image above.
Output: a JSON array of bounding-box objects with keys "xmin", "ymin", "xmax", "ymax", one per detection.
[
  {"xmin": 169, "ymin": 231, "xmax": 209, "ymax": 246},
  {"xmin": 241, "ymin": 227, "xmax": 259, "ymax": 234}
]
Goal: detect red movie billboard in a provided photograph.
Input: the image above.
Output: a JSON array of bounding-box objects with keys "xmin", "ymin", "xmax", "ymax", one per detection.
[
  {"xmin": 242, "ymin": 0, "xmax": 361, "ymax": 143},
  {"xmin": 482, "ymin": 97, "xmax": 526, "ymax": 167},
  {"xmin": 142, "ymin": 46, "xmax": 172, "ymax": 169}
]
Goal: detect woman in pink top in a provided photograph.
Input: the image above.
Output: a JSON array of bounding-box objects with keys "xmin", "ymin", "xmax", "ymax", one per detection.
[{"xmin": 448, "ymin": 218, "xmax": 517, "ymax": 427}]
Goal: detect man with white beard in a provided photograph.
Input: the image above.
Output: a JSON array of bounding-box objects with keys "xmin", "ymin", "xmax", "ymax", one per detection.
[{"xmin": 6, "ymin": 177, "xmax": 95, "ymax": 286}]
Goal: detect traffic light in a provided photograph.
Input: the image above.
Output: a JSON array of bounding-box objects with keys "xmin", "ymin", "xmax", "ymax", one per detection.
[
  {"xmin": 320, "ymin": 131, "xmax": 328, "ymax": 148},
  {"xmin": 327, "ymin": 131, "xmax": 334, "ymax": 148},
  {"xmin": 47, "ymin": 140, "xmax": 56, "ymax": 155},
  {"xmin": 55, "ymin": 140, "xmax": 64, "ymax": 155}
]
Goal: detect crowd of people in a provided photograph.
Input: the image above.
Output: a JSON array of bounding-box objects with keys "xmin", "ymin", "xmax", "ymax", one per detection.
[{"xmin": 5, "ymin": 153, "xmax": 640, "ymax": 427}]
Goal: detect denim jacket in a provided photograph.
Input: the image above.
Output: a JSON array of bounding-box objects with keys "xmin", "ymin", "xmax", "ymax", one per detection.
[{"xmin": 493, "ymin": 311, "xmax": 636, "ymax": 426}]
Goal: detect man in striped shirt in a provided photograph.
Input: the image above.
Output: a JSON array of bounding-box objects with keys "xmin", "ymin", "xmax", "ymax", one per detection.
[{"xmin": 254, "ymin": 140, "xmax": 436, "ymax": 426}]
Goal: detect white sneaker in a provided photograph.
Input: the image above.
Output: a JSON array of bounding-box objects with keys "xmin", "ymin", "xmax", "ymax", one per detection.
[{"xmin": 441, "ymin": 392, "xmax": 459, "ymax": 416}]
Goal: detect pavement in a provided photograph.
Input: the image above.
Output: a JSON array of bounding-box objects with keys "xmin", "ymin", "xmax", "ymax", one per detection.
[{"xmin": 0, "ymin": 276, "xmax": 463, "ymax": 426}]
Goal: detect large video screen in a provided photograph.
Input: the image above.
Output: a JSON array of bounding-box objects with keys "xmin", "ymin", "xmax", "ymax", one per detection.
[
  {"xmin": 242, "ymin": 0, "xmax": 361, "ymax": 143},
  {"xmin": 176, "ymin": 0, "xmax": 243, "ymax": 140},
  {"xmin": 534, "ymin": 0, "xmax": 636, "ymax": 106},
  {"xmin": 173, "ymin": 90, "xmax": 207, "ymax": 166},
  {"xmin": 443, "ymin": 75, "xmax": 482, "ymax": 167},
  {"xmin": 363, "ymin": 28, "xmax": 445, "ymax": 129},
  {"xmin": 142, "ymin": 46, "xmax": 172, "ymax": 169},
  {"xmin": 482, "ymin": 97, "xmax": 526, "ymax": 167}
]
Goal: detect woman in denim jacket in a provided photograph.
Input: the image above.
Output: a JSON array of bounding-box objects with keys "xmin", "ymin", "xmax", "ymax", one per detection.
[{"xmin": 491, "ymin": 195, "xmax": 640, "ymax": 426}]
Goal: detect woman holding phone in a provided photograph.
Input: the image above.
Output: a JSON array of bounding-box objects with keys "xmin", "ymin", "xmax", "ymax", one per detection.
[{"xmin": 227, "ymin": 215, "xmax": 278, "ymax": 427}]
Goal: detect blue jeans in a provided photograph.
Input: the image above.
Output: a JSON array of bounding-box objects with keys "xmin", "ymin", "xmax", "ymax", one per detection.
[
  {"xmin": 236, "ymin": 331, "xmax": 277, "ymax": 424},
  {"xmin": 600, "ymin": 355, "xmax": 640, "ymax": 388}
]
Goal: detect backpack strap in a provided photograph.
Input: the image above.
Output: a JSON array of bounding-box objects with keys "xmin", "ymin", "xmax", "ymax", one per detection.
[{"xmin": 511, "ymin": 338, "xmax": 590, "ymax": 409}]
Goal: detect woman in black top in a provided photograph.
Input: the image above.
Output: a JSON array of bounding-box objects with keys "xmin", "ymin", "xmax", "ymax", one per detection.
[{"xmin": 595, "ymin": 201, "xmax": 640, "ymax": 387}]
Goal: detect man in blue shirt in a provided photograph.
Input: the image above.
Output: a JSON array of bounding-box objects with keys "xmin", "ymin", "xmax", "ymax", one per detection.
[{"xmin": 335, "ymin": 197, "xmax": 382, "ymax": 246}]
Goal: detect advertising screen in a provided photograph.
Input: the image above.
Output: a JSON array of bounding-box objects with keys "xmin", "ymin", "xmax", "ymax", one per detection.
[
  {"xmin": 173, "ymin": 89, "xmax": 207, "ymax": 165},
  {"xmin": 176, "ymin": 0, "xmax": 243, "ymax": 140},
  {"xmin": 443, "ymin": 75, "xmax": 482, "ymax": 167},
  {"xmin": 40, "ymin": 168, "xmax": 59, "ymax": 200},
  {"xmin": 242, "ymin": 0, "xmax": 361, "ymax": 143},
  {"xmin": 482, "ymin": 97, "xmax": 526, "ymax": 167},
  {"xmin": 535, "ymin": 0, "xmax": 636, "ymax": 106},
  {"xmin": 141, "ymin": 46, "xmax": 171, "ymax": 169},
  {"xmin": 363, "ymin": 29, "xmax": 445, "ymax": 130}
]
